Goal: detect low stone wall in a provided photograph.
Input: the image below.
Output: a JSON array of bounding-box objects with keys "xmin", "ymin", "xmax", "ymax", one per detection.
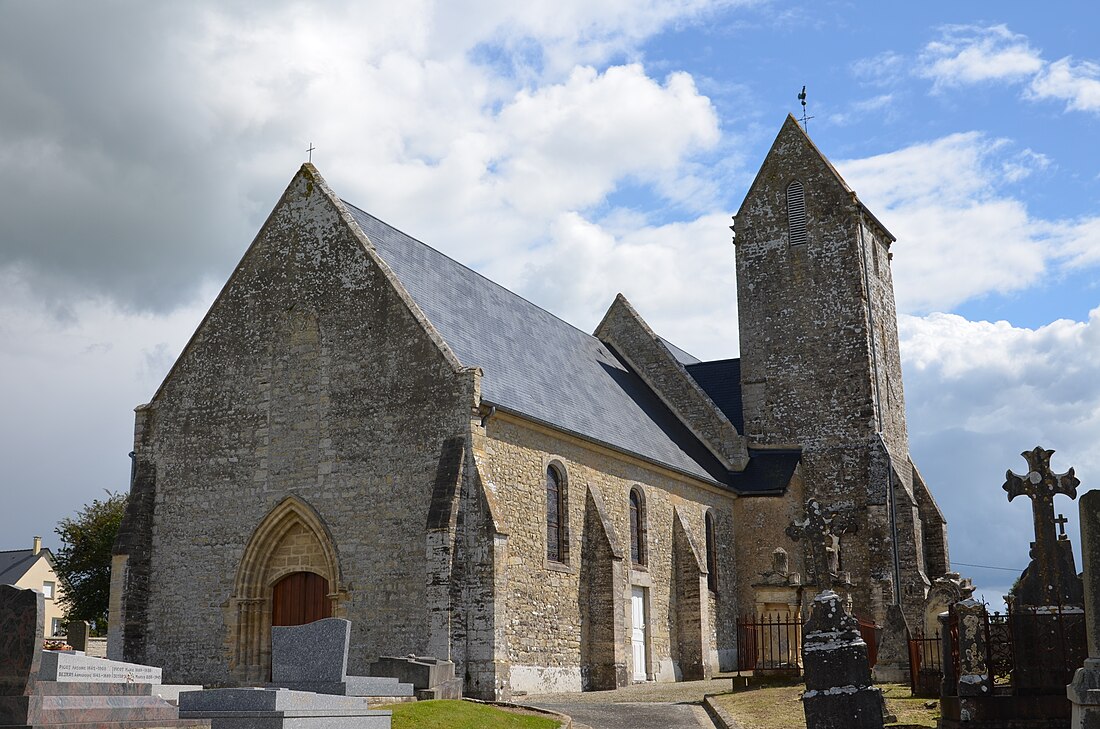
[{"xmin": 86, "ymin": 637, "xmax": 108, "ymax": 658}]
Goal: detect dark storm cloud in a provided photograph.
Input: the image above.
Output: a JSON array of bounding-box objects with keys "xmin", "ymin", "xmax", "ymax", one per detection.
[{"xmin": 0, "ymin": 2, "xmax": 283, "ymax": 311}]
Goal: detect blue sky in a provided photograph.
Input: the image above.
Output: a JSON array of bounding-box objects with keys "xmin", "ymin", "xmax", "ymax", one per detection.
[{"xmin": 1, "ymin": 1, "xmax": 1097, "ymax": 610}]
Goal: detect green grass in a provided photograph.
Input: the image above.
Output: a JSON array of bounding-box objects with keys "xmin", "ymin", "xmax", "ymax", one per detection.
[
  {"xmin": 881, "ymin": 683, "xmax": 940, "ymax": 728},
  {"xmin": 380, "ymin": 700, "xmax": 561, "ymax": 729}
]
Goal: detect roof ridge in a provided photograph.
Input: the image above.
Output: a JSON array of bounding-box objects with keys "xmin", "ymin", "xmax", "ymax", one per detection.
[{"xmin": 341, "ymin": 201, "xmax": 607, "ymax": 344}]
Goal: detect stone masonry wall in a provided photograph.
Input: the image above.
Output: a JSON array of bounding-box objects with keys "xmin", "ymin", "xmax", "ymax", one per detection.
[
  {"xmin": 913, "ymin": 465, "xmax": 949, "ymax": 577},
  {"xmin": 859, "ymin": 220, "xmax": 909, "ymax": 459},
  {"xmin": 735, "ymin": 127, "xmax": 878, "ymax": 450},
  {"xmin": 594, "ymin": 294, "xmax": 748, "ymax": 469},
  {"xmin": 478, "ymin": 412, "xmax": 737, "ymax": 694},
  {"xmin": 123, "ymin": 166, "xmax": 475, "ymax": 684},
  {"xmin": 733, "ymin": 117, "xmax": 931, "ymax": 625},
  {"xmin": 731, "ymin": 469, "xmax": 806, "ymax": 620},
  {"xmin": 110, "ymin": 407, "xmax": 156, "ymax": 663}
]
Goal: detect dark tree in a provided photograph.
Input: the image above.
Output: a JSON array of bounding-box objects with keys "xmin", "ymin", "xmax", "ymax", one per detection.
[{"xmin": 53, "ymin": 492, "xmax": 126, "ymax": 634}]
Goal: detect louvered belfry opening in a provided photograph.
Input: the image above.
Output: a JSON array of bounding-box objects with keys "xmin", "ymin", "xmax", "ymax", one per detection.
[{"xmin": 786, "ymin": 180, "xmax": 807, "ymax": 246}]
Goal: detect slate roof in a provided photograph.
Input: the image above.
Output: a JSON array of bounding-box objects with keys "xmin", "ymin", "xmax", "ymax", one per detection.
[
  {"xmin": 683, "ymin": 359, "xmax": 802, "ymax": 493},
  {"xmin": 345, "ymin": 203, "xmax": 735, "ymax": 487},
  {"xmin": 0, "ymin": 549, "xmax": 38, "ymax": 584},
  {"xmin": 730, "ymin": 449, "xmax": 802, "ymax": 495},
  {"xmin": 685, "ymin": 358, "xmax": 745, "ymax": 434},
  {"xmin": 660, "ymin": 338, "xmax": 700, "ymax": 365}
]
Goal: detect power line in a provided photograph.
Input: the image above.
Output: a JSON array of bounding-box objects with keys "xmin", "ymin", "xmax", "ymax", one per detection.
[{"xmin": 951, "ymin": 560, "xmax": 1023, "ymax": 573}]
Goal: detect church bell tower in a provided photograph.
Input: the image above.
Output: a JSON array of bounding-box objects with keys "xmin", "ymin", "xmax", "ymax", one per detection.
[{"xmin": 733, "ymin": 115, "xmax": 942, "ymax": 626}]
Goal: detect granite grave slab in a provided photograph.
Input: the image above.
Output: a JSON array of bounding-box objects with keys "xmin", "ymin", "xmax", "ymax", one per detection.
[
  {"xmin": 178, "ymin": 688, "xmax": 390, "ymax": 729},
  {"xmin": 0, "ymin": 584, "xmax": 206, "ymax": 729},
  {"xmin": 271, "ymin": 620, "xmax": 347, "ymax": 685},
  {"xmin": 368, "ymin": 656, "xmax": 461, "ymax": 700},
  {"xmin": 64, "ymin": 622, "xmax": 89, "ymax": 653},
  {"xmin": 268, "ymin": 620, "xmax": 412, "ymax": 698},
  {"xmin": 0, "ymin": 586, "xmax": 43, "ymax": 696}
]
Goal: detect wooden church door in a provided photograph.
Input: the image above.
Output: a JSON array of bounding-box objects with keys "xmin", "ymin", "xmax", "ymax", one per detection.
[{"xmin": 271, "ymin": 571, "xmax": 332, "ymax": 626}]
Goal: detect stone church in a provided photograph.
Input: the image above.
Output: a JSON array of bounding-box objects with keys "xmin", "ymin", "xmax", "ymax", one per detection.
[{"xmin": 108, "ymin": 116, "xmax": 956, "ymax": 698}]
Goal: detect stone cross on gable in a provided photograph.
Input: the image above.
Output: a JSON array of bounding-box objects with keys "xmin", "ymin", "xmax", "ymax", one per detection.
[
  {"xmin": 1003, "ymin": 446, "xmax": 1079, "ymax": 598},
  {"xmin": 786, "ymin": 498, "xmax": 857, "ymax": 590}
]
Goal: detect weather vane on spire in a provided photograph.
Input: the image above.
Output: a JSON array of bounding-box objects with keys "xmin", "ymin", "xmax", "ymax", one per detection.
[{"xmin": 798, "ymin": 86, "xmax": 814, "ymax": 132}]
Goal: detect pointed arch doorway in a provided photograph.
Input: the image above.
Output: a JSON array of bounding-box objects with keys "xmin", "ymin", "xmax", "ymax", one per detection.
[
  {"xmin": 226, "ymin": 496, "xmax": 345, "ymax": 684},
  {"xmin": 272, "ymin": 571, "xmax": 333, "ymax": 626}
]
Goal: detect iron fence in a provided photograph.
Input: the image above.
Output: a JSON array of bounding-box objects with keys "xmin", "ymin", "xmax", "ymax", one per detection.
[
  {"xmin": 856, "ymin": 615, "xmax": 880, "ymax": 668},
  {"xmin": 944, "ymin": 602, "xmax": 1086, "ymax": 696},
  {"xmin": 736, "ymin": 613, "xmax": 803, "ymax": 674},
  {"xmin": 907, "ymin": 631, "xmax": 942, "ymax": 697}
]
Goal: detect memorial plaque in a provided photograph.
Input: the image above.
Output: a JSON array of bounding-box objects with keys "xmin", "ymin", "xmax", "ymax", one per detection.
[{"xmin": 38, "ymin": 650, "xmax": 162, "ymax": 684}]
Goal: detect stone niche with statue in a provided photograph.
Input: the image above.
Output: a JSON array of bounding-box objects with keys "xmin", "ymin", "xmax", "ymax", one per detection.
[{"xmin": 752, "ymin": 547, "xmax": 803, "ymax": 617}]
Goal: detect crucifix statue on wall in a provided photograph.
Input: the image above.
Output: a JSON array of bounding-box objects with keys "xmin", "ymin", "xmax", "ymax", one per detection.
[{"xmin": 786, "ymin": 498, "xmax": 857, "ymax": 591}]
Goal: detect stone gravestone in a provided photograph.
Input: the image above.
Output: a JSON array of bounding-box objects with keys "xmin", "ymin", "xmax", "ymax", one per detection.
[
  {"xmin": 37, "ymin": 649, "xmax": 162, "ymax": 684},
  {"xmin": 801, "ymin": 590, "xmax": 884, "ymax": 729},
  {"xmin": 871, "ymin": 604, "xmax": 911, "ymax": 684},
  {"xmin": 953, "ymin": 599, "xmax": 990, "ymax": 697},
  {"xmin": 1004, "ymin": 446, "xmax": 1087, "ymax": 691},
  {"xmin": 0, "ymin": 585, "xmax": 44, "ymax": 712},
  {"xmin": 65, "ymin": 621, "xmax": 89, "ymax": 652},
  {"xmin": 0, "ymin": 584, "xmax": 205, "ymax": 729},
  {"xmin": 269, "ymin": 618, "xmax": 413, "ymax": 698},
  {"xmin": 1004, "ymin": 447, "xmax": 1085, "ymax": 607},
  {"xmin": 178, "ymin": 688, "xmax": 391, "ymax": 729},
  {"xmin": 368, "ymin": 656, "xmax": 461, "ymax": 700},
  {"xmin": 1068, "ymin": 489, "xmax": 1100, "ymax": 727},
  {"xmin": 786, "ymin": 498, "xmax": 857, "ymax": 593},
  {"xmin": 271, "ymin": 618, "xmax": 348, "ymax": 686}
]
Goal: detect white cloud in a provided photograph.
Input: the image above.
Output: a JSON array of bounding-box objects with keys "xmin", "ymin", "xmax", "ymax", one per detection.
[
  {"xmin": 494, "ymin": 65, "xmax": 720, "ymax": 216},
  {"xmin": 917, "ymin": 24, "xmax": 1043, "ymax": 89},
  {"xmin": 838, "ymin": 133, "xmax": 1048, "ymax": 312},
  {"xmin": 851, "ymin": 51, "xmax": 906, "ymax": 87},
  {"xmin": 1000, "ymin": 148, "xmax": 1050, "ymax": 183},
  {"xmin": 910, "ymin": 24, "xmax": 1100, "ymax": 118},
  {"xmin": 901, "ymin": 309, "xmax": 1100, "ymax": 593},
  {"xmin": 1040, "ymin": 216, "xmax": 1100, "ymax": 270},
  {"xmin": 0, "ymin": 0, "xmax": 730, "ymax": 313},
  {"xmin": 829, "ymin": 94, "xmax": 895, "ymax": 126},
  {"xmin": 517, "ymin": 211, "xmax": 738, "ymax": 359},
  {"xmin": 1028, "ymin": 57, "xmax": 1100, "ymax": 114}
]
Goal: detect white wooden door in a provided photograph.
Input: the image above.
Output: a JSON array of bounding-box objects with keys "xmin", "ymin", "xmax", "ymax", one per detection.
[{"xmin": 631, "ymin": 586, "xmax": 647, "ymax": 681}]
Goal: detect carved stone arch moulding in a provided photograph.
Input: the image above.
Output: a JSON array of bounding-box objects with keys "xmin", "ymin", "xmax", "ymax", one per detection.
[
  {"xmin": 921, "ymin": 580, "xmax": 963, "ymax": 638},
  {"xmin": 225, "ymin": 495, "xmax": 346, "ymax": 684}
]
